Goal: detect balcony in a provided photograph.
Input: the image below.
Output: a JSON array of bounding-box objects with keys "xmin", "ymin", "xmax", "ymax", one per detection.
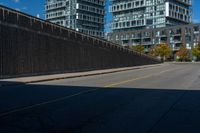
[
  {"xmin": 142, "ymin": 36, "xmax": 151, "ymax": 39},
  {"xmin": 46, "ymin": 11, "xmax": 66, "ymax": 19},
  {"xmin": 112, "ymin": 21, "xmax": 145, "ymax": 30},
  {"xmin": 160, "ymin": 34, "xmax": 167, "ymax": 38},
  {"xmin": 45, "ymin": 1, "xmax": 67, "ymax": 11},
  {"xmin": 173, "ymin": 47, "xmax": 180, "ymax": 51},
  {"xmin": 110, "ymin": 0, "xmax": 145, "ymax": 13},
  {"xmin": 172, "ymin": 33, "xmax": 181, "ymax": 36},
  {"xmin": 143, "ymin": 42, "xmax": 153, "ymax": 45},
  {"xmin": 121, "ymin": 38, "xmax": 129, "ymax": 41},
  {"xmin": 194, "ymin": 31, "xmax": 199, "ymax": 34},
  {"xmin": 81, "ymin": 0, "xmax": 105, "ymax": 6},
  {"xmin": 76, "ymin": 13, "xmax": 104, "ymax": 24},
  {"xmin": 76, "ymin": 3, "xmax": 104, "ymax": 15},
  {"xmin": 172, "ymin": 40, "xmax": 182, "ymax": 44},
  {"xmin": 176, "ymin": 0, "xmax": 192, "ymax": 6},
  {"xmin": 131, "ymin": 36, "xmax": 142, "ymax": 40}
]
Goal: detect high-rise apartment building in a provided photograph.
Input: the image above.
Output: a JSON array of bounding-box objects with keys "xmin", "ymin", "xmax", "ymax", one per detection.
[
  {"xmin": 109, "ymin": 0, "xmax": 192, "ymax": 32},
  {"xmin": 45, "ymin": 0, "xmax": 105, "ymax": 38}
]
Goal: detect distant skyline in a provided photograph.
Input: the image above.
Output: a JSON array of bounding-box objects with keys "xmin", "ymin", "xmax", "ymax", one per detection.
[{"xmin": 0, "ymin": 0, "xmax": 199, "ymax": 32}]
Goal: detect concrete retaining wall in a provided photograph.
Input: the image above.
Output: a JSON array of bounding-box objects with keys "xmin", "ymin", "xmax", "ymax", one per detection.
[{"xmin": 0, "ymin": 5, "xmax": 161, "ymax": 79}]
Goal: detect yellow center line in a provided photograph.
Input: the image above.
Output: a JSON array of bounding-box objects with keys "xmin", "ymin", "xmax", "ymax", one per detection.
[
  {"xmin": 0, "ymin": 64, "xmax": 173, "ymax": 117},
  {"xmin": 104, "ymin": 68, "xmax": 178, "ymax": 88}
]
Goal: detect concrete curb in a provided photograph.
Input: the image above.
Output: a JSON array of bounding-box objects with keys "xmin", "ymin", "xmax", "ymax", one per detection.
[
  {"xmin": 0, "ymin": 63, "xmax": 163, "ymax": 87},
  {"xmin": 171, "ymin": 62, "xmax": 200, "ymax": 64}
]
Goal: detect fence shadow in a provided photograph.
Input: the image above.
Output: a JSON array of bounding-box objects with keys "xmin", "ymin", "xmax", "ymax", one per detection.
[{"xmin": 0, "ymin": 83, "xmax": 200, "ymax": 133}]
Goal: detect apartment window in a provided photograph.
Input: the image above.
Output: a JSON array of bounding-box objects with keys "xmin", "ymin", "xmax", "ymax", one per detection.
[
  {"xmin": 116, "ymin": 23, "xmax": 118, "ymax": 28},
  {"xmin": 137, "ymin": 20, "xmax": 141, "ymax": 25},
  {"xmin": 131, "ymin": 21, "xmax": 136, "ymax": 26},
  {"xmin": 136, "ymin": 1, "xmax": 139, "ymax": 6},
  {"xmin": 146, "ymin": 19, "xmax": 153, "ymax": 25},
  {"xmin": 123, "ymin": 22, "xmax": 125, "ymax": 27},
  {"xmin": 128, "ymin": 3, "xmax": 131, "ymax": 8},
  {"xmin": 141, "ymin": 1, "xmax": 144, "ymax": 5},
  {"xmin": 194, "ymin": 26, "xmax": 199, "ymax": 32}
]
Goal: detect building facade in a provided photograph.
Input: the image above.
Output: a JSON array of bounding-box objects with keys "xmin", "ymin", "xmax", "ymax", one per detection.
[
  {"xmin": 109, "ymin": 0, "xmax": 192, "ymax": 32},
  {"xmin": 45, "ymin": 0, "xmax": 105, "ymax": 38},
  {"xmin": 107, "ymin": 24, "xmax": 200, "ymax": 53}
]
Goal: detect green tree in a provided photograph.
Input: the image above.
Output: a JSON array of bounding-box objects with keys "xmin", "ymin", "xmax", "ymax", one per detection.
[
  {"xmin": 192, "ymin": 43, "xmax": 200, "ymax": 61},
  {"xmin": 130, "ymin": 45, "xmax": 145, "ymax": 53},
  {"xmin": 176, "ymin": 45, "xmax": 190, "ymax": 62},
  {"xmin": 150, "ymin": 43, "xmax": 172, "ymax": 61}
]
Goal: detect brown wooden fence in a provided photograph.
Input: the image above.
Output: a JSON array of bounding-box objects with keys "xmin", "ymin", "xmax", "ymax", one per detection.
[{"xmin": 0, "ymin": 5, "xmax": 161, "ymax": 79}]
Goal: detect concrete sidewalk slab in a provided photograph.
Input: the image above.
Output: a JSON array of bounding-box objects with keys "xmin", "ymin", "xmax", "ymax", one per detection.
[{"xmin": 0, "ymin": 64, "xmax": 163, "ymax": 87}]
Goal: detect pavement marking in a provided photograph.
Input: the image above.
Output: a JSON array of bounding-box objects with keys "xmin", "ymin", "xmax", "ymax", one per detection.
[
  {"xmin": 0, "ymin": 64, "xmax": 165, "ymax": 87},
  {"xmin": 0, "ymin": 64, "xmax": 172, "ymax": 117},
  {"xmin": 27, "ymin": 64, "xmax": 166, "ymax": 86},
  {"xmin": 104, "ymin": 68, "xmax": 178, "ymax": 88},
  {"xmin": 107, "ymin": 64, "xmax": 169, "ymax": 74},
  {"xmin": 0, "ymin": 88, "xmax": 98, "ymax": 117}
]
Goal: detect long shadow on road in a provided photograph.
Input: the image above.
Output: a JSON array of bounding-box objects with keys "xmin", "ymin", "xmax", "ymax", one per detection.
[{"xmin": 0, "ymin": 83, "xmax": 200, "ymax": 133}]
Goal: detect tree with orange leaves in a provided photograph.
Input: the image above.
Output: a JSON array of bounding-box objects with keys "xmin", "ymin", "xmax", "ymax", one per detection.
[
  {"xmin": 149, "ymin": 43, "xmax": 172, "ymax": 61},
  {"xmin": 176, "ymin": 45, "xmax": 190, "ymax": 62}
]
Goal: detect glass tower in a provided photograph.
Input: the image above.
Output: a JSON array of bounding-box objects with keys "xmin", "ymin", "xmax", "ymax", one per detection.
[
  {"xmin": 45, "ymin": 0, "xmax": 105, "ymax": 38},
  {"xmin": 109, "ymin": 0, "xmax": 192, "ymax": 32}
]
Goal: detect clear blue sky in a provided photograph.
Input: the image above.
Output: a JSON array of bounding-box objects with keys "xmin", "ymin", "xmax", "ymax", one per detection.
[{"xmin": 0, "ymin": 0, "xmax": 199, "ymax": 30}]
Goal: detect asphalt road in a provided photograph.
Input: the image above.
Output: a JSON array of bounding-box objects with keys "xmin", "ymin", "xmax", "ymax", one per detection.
[{"xmin": 0, "ymin": 63, "xmax": 200, "ymax": 133}]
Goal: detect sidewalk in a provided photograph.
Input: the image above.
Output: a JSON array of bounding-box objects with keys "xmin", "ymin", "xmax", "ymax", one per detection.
[{"xmin": 0, "ymin": 64, "xmax": 163, "ymax": 87}]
